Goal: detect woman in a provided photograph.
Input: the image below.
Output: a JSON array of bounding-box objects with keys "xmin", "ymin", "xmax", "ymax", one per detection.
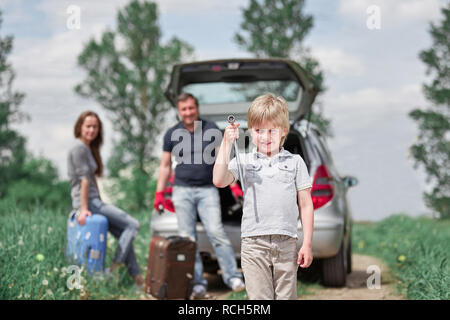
[{"xmin": 67, "ymin": 110, "xmax": 144, "ymax": 287}]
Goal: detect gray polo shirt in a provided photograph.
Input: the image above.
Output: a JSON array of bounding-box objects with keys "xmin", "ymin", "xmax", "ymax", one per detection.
[
  {"xmin": 67, "ymin": 139, "xmax": 100, "ymax": 209},
  {"xmin": 228, "ymin": 147, "xmax": 312, "ymax": 238}
]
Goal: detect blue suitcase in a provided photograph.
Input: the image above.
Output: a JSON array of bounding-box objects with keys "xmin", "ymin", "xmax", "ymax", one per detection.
[{"xmin": 66, "ymin": 210, "xmax": 108, "ymax": 274}]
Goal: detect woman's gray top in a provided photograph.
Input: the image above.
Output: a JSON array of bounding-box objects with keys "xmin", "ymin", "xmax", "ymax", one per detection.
[{"xmin": 67, "ymin": 139, "xmax": 100, "ymax": 209}]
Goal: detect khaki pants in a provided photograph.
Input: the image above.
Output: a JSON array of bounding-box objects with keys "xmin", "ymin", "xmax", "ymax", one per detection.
[{"xmin": 241, "ymin": 235, "xmax": 298, "ymax": 300}]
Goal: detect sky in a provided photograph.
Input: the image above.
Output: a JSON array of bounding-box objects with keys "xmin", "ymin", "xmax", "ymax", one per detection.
[{"xmin": 0, "ymin": 0, "xmax": 447, "ymax": 221}]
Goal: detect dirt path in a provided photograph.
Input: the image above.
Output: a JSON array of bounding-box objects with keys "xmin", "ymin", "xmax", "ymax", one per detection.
[
  {"xmin": 203, "ymin": 254, "xmax": 404, "ymax": 300},
  {"xmin": 300, "ymin": 254, "xmax": 404, "ymax": 300}
]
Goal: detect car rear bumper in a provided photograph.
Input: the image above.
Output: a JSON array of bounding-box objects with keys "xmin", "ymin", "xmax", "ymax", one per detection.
[{"xmin": 151, "ymin": 211, "xmax": 344, "ymax": 260}]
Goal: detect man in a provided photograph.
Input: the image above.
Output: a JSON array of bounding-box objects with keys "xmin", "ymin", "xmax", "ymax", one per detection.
[{"xmin": 154, "ymin": 93, "xmax": 244, "ymax": 298}]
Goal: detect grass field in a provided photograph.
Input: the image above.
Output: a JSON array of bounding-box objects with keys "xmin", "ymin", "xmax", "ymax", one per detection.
[
  {"xmin": 0, "ymin": 206, "xmax": 153, "ymax": 300},
  {"xmin": 352, "ymin": 214, "xmax": 450, "ymax": 300},
  {"xmin": 1, "ymin": 206, "xmax": 448, "ymax": 300}
]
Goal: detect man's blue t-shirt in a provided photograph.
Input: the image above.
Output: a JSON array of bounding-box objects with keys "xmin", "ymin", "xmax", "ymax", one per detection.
[{"xmin": 163, "ymin": 118, "xmax": 221, "ymax": 187}]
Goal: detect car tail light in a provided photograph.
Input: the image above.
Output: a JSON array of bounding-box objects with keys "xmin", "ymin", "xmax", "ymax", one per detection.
[{"xmin": 311, "ymin": 164, "xmax": 334, "ymax": 209}]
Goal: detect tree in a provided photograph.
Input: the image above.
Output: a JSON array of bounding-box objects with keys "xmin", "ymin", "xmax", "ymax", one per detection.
[
  {"xmin": 0, "ymin": 10, "xmax": 27, "ymax": 198},
  {"xmin": 0, "ymin": 154, "xmax": 71, "ymax": 211},
  {"xmin": 234, "ymin": 0, "xmax": 331, "ymax": 136},
  {"xmin": 409, "ymin": 5, "xmax": 450, "ymax": 219},
  {"xmin": 0, "ymin": 10, "xmax": 70, "ymax": 211},
  {"xmin": 75, "ymin": 1, "xmax": 193, "ymax": 209}
]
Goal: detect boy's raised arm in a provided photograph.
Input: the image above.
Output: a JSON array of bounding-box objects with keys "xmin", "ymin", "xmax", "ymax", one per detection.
[{"xmin": 213, "ymin": 123, "xmax": 239, "ymax": 188}]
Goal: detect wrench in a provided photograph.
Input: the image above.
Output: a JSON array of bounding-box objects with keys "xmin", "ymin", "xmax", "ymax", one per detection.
[{"xmin": 227, "ymin": 115, "xmax": 245, "ymax": 193}]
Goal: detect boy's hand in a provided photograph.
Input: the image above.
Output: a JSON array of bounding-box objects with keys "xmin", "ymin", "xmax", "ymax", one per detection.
[
  {"xmin": 224, "ymin": 122, "xmax": 240, "ymax": 145},
  {"xmin": 298, "ymin": 246, "xmax": 313, "ymax": 268}
]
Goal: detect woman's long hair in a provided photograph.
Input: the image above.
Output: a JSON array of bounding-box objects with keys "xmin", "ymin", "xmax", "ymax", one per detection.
[{"xmin": 73, "ymin": 111, "xmax": 103, "ymax": 176}]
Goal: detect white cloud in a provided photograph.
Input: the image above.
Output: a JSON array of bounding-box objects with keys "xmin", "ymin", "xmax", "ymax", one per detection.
[
  {"xmin": 320, "ymin": 84, "xmax": 426, "ymax": 139},
  {"xmin": 339, "ymin": 0, "xmax": 444, "ymax": 25},
  {"xmin": 154, "ymin": 0, "xmax": 243, "ymax": 15},
  {"xmin": 36, "ymin": 0, "xmax": 128, "ymax": 33},
  {"xmin": 310, "ymin": 47, "xmax": 365, "ymax": 77},
  {"xmin": 325, "ymin": 83, "xmax": 424, "ymax": 118}
]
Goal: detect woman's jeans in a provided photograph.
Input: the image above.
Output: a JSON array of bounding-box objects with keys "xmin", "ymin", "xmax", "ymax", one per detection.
[
  {"xmin": 87, "ymin": 197, "xmax": 141, "ymax": 277},
  {"xmin": 172, "ymin": 185, "xmax": 242, "ymax": 289}
]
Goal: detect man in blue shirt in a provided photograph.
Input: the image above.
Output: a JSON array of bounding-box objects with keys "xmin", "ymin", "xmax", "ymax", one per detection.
[{"xmin": 154, "ymin": 93, "xmax": 244, "ymax": 298}]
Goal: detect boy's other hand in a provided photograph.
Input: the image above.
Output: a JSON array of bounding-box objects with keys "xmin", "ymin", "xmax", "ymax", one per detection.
[{"xmin": 298, "ymin": 246, "xmax": 313, "ymax": 268}]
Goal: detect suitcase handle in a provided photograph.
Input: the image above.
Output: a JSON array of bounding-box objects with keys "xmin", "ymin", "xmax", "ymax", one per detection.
[
  {"xmin": 166, "ymin": 236, "xmax": 192, "ymax": 244},
  {"xmin": 69, "ymin": 209, "xmax": 78, "ymax": 221}
]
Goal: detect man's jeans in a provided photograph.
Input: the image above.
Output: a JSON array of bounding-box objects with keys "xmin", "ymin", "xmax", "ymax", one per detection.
[{"xmin": 172, "ymin": 185, "xmax": 242, "ymax": 288}]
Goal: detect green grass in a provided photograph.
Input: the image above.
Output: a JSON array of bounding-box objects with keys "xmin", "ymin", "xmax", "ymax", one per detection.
[
  {"xmin": 0, "ymin": 205, "xmax": 153, "ymax": 300},
  {"xmin": 2, "ymin": 207, "xmax": 448, "ymax": 300},
  {"xmin": 352, "ymin": 214, "xmax": 450, "ymax": 300}
]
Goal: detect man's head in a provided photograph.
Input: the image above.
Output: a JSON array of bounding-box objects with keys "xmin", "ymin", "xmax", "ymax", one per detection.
[
  {"xmin": 247, "ymin": 93, "xmax": 289, "ymax": 155},
  {"xmin": 177, "ymin": 92, "xmax": 199, "ymax": 128}
]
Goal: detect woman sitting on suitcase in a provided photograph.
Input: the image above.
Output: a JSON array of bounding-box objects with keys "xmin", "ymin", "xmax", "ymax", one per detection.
[{"xmin": 67, "ymin": 110, "xmax": 144, "ymax": 287}]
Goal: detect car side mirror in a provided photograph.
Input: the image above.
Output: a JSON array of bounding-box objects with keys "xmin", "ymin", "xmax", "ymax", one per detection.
[{"xmin": 343, "ymin": 176, "xmax": 358, "ymax": 188}]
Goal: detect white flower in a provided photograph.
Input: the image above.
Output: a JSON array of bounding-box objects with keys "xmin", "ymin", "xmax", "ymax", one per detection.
[{"xmin": 42, "ymin": 279, "xmax": 48, "ymax": 286}]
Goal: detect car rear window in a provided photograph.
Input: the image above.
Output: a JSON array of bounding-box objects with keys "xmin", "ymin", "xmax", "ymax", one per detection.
[{"xmin": 182, "ymin": 80, "xmax": 301, "ymax": 105}]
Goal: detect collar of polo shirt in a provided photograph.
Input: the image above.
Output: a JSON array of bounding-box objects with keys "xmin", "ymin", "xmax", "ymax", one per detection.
[{"xmin": 251, "ymin": 147, "xmax": 292, "ymax": 160}]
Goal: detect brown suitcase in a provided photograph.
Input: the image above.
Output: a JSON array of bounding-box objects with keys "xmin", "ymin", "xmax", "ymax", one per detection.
[{"xmin": 145, "ymin": 235, "xmax": 196, "ymax": 299}]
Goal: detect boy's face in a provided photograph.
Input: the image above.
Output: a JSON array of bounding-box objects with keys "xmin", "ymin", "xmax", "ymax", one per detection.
[{"xmin": 250, "ymin": 121, "xmax": 287, "ymax": 156}]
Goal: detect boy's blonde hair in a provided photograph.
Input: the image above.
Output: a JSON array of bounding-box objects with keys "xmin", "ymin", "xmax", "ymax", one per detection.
[{"xmin": 247, "ymin": 93, "xmax": 290, "ymax": 146}]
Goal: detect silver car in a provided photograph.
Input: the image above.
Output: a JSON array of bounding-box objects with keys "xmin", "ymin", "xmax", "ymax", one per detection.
[{"xmin": 151, "ymin": 58, "xmax": 358, "ymax": 287}]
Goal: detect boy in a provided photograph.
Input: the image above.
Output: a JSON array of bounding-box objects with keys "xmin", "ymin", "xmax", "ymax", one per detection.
[{"xmin": 213, "ymin": 93, "xmax": 314, "ymax": 300}]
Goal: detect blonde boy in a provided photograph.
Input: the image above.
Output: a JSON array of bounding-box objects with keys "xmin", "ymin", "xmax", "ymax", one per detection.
[{"xmin": 213, "ymin": 93, "xmax": 314, "ymax": 300}]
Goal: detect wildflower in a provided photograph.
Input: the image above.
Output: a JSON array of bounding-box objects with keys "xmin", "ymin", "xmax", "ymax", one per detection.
[
  {"xmin": 53, "ymin": 267, "xmax": 59, "ymax": 273},
  {"xmin": 397, "ymin": 255, "xmax": 406, "ymax": 263},
  {"xmin": 357, "ymin": 240, "xmax": 365, "ymax": 249},
  {"xmin": 36, "ymin": 254, "xmax": 45, "ymax": 262},
  {"xmin": 42, "ymin": 279, "xmax": 48, "ymax": 286},
  {"xmin": 18, "ymin": 236, "xmax": 24, "ymax": 246}
]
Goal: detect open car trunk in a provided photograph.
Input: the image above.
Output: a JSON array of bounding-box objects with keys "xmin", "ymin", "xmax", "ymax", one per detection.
[{"xmin": 165, "ymin": 58, "xmax": 319, "ymax": 124}]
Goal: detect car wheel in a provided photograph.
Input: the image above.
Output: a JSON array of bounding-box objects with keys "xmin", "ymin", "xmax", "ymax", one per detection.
[
  {"xmin": 347, "ymin": 234, "xmax": 352, "ymax": 274},
  {"xmin": 321, "ymin": 241, "xmax": 347, "ymax": 287}
]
